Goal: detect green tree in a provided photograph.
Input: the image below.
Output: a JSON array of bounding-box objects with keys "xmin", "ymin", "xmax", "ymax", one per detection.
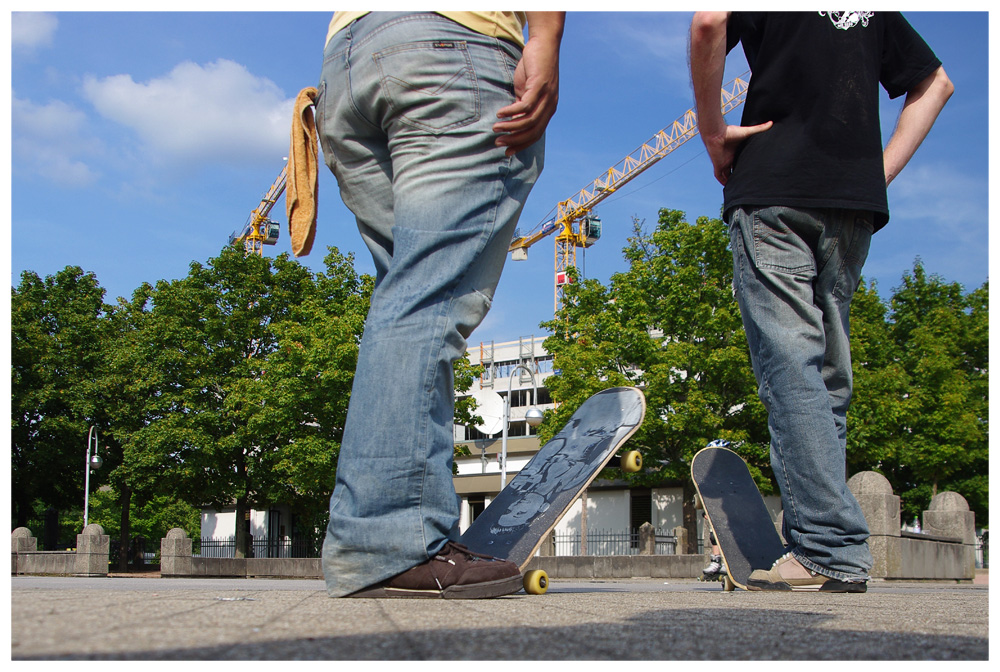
[
  {"xmin": 111, "ymin": 246, "xmax": 374, "ymax": 556},
  {"xmin": 885, "ymin": 262, "xmax": 988, "ymax": 524},
  {"xmin": 540, "ymin": 211, "xmax": 769, "ymax": 550},
  {"xmin": 240, "ymin": 248, "xmax": 372, "ymax": 548},
  {"xmin": 954, "ymin": 280, "xmax": 989, "ymax": 524},
  {"xmin": 88, "ymin": 487, "xmax": 200, "ymax": 557},
  {"xmin": 97, "ymin": 282, "xmax": 161, "ymax": 568},
  {"xmin": 451, "ymin": 353, "xmax": 484, "ymax": 473},
  {"xmin": 11, "ymin": 267, "xmax": 110, "ymax": 528},
  {"xmin": 120, "ymin": 246, "xmax": 318, "ymax": 557},
  {"xmin": 846, "ymin": 279, "xmax": 909, "ymax": 476}
]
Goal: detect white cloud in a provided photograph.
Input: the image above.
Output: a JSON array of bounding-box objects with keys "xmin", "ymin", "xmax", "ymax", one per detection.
[
  {"xmin": 12, "ymin": 12, "xmax": 58, "ymax": 51},
  {"xmin": 81, "ymin": 59, "xmax": 293, "ymax": 166},
  {"xmin": 889, "ymin": 162, "xmax": 987, "ymax": 244},
  {"xmin": 595, "ymin": 13, "xmax": 693, "ymax": 84},
  {"xmin": 11, "ymin": 95, "xmax": 102, "ymax": 187}
]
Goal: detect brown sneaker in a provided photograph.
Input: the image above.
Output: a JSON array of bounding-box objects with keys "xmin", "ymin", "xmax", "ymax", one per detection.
[
  {"xmin": 346, "ymin": 542, "xmax": 523, "ymax": 599},
  {"xmin": 747, "ymin": 553, "xmax": 867, "ymax": 593}
]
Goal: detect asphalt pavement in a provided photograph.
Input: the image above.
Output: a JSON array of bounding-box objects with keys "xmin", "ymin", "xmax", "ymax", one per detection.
[{"xmin": 10, "ymin": 575, "xmax": 989, "ymax": 660}]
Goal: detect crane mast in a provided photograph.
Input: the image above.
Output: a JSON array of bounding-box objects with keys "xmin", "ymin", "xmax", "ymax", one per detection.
[
  {"xmin": 509, "ymin": 73, "xmax": 751, "ymax": 312},
  {"xmin": 229, "ymin": 163, "xmax": 288, "ymax": 256}
]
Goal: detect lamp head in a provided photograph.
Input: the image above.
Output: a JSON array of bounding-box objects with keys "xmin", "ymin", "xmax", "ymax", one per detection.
[
  {"xmin": 525, "ymin": 407, "xmax": 544, "ymax": 427},
  {"xmin": 90, "ymin": 454, "xmax": 103, "ymax": 470}
]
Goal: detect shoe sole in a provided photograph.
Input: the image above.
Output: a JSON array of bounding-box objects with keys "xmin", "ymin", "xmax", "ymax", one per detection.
[
  {"xmin": 747, "ymin": 579, "xmax": 868, "ymax": 593},
  {"xmin": 346, "ymin": 574, "xmax": 524, "ymax": 599}
]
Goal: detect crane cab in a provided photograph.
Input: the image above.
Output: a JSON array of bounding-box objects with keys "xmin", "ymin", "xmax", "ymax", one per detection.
[
  {"xmin": 261, "ymin": 219, "xmax": 281, "ymax": 245},
  {"xmin": 581, "ymin": 215, "xmax": 602, "ymax": 247}
]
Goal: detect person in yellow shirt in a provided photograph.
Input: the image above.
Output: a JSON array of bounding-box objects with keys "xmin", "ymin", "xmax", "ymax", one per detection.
[{"xmin": 315, "ymin": 11, "xmax": 564, "ymax": 599}]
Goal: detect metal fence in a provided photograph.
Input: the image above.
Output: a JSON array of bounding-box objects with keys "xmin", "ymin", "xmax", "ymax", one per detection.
[
  {"xmin": 976, "ymin": 533, "xmax": 988, "ymax": 569},
  {"xmin": 553, "ymin": 528, "xmax": 678, "ymax": 556},
  {"xmin": 184, "ymin": 532, "xmax": 985, "ymax": 564},
  {"xmin": 656, "ymin": 534, "xmax": 680, "ymax": 555},
  {"xmin": 108, "ymin": 538, "xmax": 158, "ymax": 566},
  {"xmin": 194, "ymin": 537, "xmax": 319, "ymax": 559}
]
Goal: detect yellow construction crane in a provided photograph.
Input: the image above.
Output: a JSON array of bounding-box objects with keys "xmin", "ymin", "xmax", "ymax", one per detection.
[
  {"xmin": 229, "ymin": 163, "xmax": 288, "ymax": 256},
  {"xmin": 509, "ymin": 72, "xmax": 751, "ymax": 312}
]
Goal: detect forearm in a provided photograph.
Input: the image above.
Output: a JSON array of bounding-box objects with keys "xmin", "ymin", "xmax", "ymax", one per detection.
[
  {"xmin": 690, "ymin": 11, "xmax": 730, "ymax": 139},
  {"xmin": 525, "ymin": 11, "xmax": 565, "ymax": 46},
  {"xmin": 522, "ymin": 11, "xmax": 564, "ymax": 84},
  {"xmin": 884, "ymin": 66, "xmax": 954, "ymax": 185},
  {"xmin": 492, "ymin": 12, "xmax": 565, "ymax": 154}
]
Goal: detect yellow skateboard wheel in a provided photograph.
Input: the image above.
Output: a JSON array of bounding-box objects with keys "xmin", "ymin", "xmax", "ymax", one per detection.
[
  {"xmin": 523, "ymin": 570, "xmax": 548, "ymax": 595},
  {"xmin": 723, "ymin": 575, "xmax": 735, "ymax": 592},
  {"xmin": 620, "ymin": 450, "xmax": 642, "ymax": 472}
]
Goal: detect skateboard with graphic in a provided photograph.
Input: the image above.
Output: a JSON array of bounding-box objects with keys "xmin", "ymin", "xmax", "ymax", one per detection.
[
  {"xmin": 460, "ymin": 387, "xmax": 645, "ymax": 594},
  {"xmin": 691, "ymin": 445, "xmax": 785, "ymax": 591}
]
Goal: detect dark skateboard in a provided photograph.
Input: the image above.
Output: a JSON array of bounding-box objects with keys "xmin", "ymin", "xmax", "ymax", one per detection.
[
  {"xmin": 691, "ymin": 445, "xmax": 785, "ymax": 591},
  {"xmin": 460, "ymin": 386, "xmax": 646, "ymax": 594}
]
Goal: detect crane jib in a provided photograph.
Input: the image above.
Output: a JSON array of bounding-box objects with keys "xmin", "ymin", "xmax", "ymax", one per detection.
[
  {"xmin": 231, "ymin": 164, "xmax": 289, "ymax": 256},
  {"xmin": 506, "ymin": 72, "xmax": 751, "ymax": 313}
]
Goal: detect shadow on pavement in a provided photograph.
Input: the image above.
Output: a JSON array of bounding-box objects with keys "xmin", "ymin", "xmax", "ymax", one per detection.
[{"xmin": 15, "ymin": 608, "xmax": 988, "ymax": 661}]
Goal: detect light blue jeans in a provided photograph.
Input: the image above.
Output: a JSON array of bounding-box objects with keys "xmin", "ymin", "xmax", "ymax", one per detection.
[
  {"xmin": 728, "ymin": 205, "xmax": 874, "ymax": 581},
  {"xmin": 315, "ymin": 13, "xmax": 544, "ymax": 597}
]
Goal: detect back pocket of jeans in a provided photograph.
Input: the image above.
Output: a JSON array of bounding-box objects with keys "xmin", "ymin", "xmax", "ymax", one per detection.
[
  {"xmin": 752, "ymin": 208, "xmax": 815, "ymax": 276},
  {"xmin": 373, "ymin": 40, "xmax": 480, "ymax": 133}
]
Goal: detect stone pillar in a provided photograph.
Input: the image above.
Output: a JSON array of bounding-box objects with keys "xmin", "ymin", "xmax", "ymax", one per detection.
[
  {"xmin": 539, "ymin": 530, "xmax": 555, "ymax": 557},
  {"xmin": 847, "ymin": 471, "xmax": 900, "ymax": 579},
  {"xmin": 922, "ymin": 491, "xmax": 976, "ymax": 577},
  {"xmin": 73, "ymin": 523, "xmax": 110, "ymax": 577},
  {"xmin": 638, "ymin": 522, "xmax": 656, "ymax": 555},
  {"xmin": 922, "ymin": 492, "xmax": 976, "ymax": 544},
  {"xmin": 160, "ymin": 527, "xmax": 193, "ymax": 577},
  {"xmin": 673, "ymin": 525, "xmax": 688, "ymax": 556},
  {"xmin": 12, "ymin": 527, "xmax": 37, "ymax": 553},
  {"xmin": 12, "ymin": 527, "xmax": 37, "ymax": 575}
]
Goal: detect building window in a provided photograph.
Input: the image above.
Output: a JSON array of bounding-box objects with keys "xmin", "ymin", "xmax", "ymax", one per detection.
[
  {"xmin": 468, "ymin": 497, "xmax": 486, "ymax": 523},
  {"xmin": 630, "ymin": 489, "xmax": 653, "ymax": 531},
  {"xmin": 506, "ymin": 387, "xmax": 552, "ymax": 408},
  {"xmin": 463, "ymin": 420, "xmax": 539, "ymax": 442}
]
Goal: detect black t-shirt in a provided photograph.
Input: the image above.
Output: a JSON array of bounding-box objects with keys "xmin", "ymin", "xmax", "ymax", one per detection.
[{"xmin": 724, "ymin": 12, "xmax": 941, "ymax": 231}]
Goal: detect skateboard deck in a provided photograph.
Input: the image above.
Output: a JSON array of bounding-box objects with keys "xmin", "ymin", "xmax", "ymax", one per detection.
[
  {"xmin": 461, "ymin": 387, "xmax": 645, "ymax": 576},
  {"xmin": 691, "ymin": 446, "xmax": 785, "ymax": 591}
]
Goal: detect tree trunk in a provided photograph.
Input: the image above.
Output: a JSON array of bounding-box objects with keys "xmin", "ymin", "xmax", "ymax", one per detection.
[
  {"xmin": 14, "ymin": 491, "xmax": 30, "ymax": 529},
  {"xmin": 234, "ymin": 449, "xmax": 250, "ymax": 559},
  {"xmin": 235, "ymin": 496, "xmax": 249, "ymax": 559},
  {"xmin": 683, "ymin": 479, "xmax": 698, "ymax": 554},
  {"xmin": 118, "ymin": 485, "xmax": 132, "ymax": 572}
]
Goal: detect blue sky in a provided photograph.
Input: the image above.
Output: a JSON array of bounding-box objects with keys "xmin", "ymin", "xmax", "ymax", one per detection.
[{"xmin": 8, "ymin": 9, "xmax": 990, "ymax": 349}]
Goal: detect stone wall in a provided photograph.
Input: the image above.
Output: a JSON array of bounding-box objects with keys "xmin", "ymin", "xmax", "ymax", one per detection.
[
  {"xmin": 160, "ymin": 528, "xmax": 323, "ymax": 579},
  {"xmin": 15, "ymin": 478, "xmax": 978, "ymax": 582},
  {"xmin": 527, "ymin": 554, "xmax": 706, "ymax": 579},
  {"xmin": 12, "ymin": 524, "xmax": 110, "ymax": 577},
  {"xmin": 847, "ymin": 472, "xmax": 975, "ymax": 581}
]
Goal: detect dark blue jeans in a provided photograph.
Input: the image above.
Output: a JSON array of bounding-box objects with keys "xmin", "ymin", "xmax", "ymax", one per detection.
[{"xmin": 728, "ymin": 205, "xmax": 874, "ymax": 581}]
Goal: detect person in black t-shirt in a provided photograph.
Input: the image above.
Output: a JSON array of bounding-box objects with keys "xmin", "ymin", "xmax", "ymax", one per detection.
[{"xmin": 690, "ymin": 12, "xmax": 952, "ymax": 592}]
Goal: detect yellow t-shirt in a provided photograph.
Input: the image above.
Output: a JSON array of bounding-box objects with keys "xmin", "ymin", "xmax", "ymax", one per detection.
[{"xmin": 326, "ymin": 11, "xmax": 527, "ymax": 48}]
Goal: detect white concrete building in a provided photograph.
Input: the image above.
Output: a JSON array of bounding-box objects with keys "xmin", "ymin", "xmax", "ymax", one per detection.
[
  {"xmin": 199, "ymin": 504, "xmax": 303, "ymax": 557},
  {"xmin": 455, "ymin": 336, "xmax": 696, "ymax": 547}
]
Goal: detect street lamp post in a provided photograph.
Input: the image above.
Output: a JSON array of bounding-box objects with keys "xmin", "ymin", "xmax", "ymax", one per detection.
[
  {"xmin": 500, "ymin": 365, "xmax": 544, "ymax": 490},
  {"xmin": 83, "ymin": 426, "xmax": 104, "ymax": 527}
]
